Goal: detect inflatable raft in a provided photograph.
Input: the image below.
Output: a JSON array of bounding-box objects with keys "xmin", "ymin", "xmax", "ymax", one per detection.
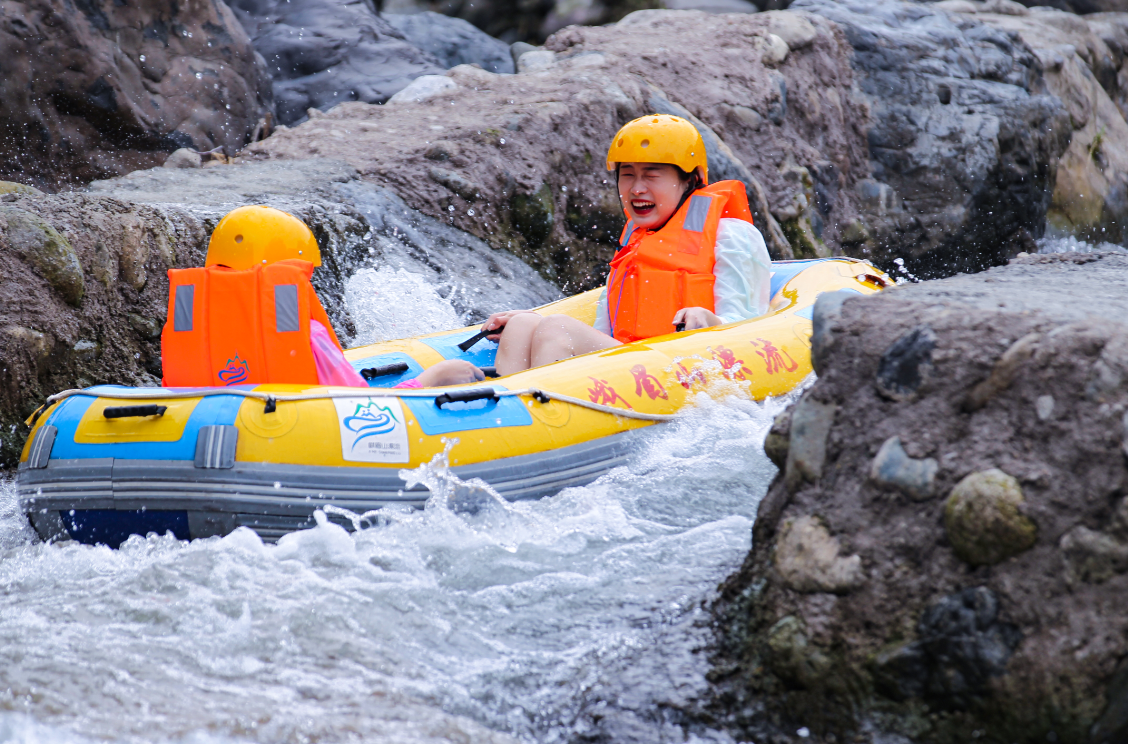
[{"xmin": 18, "ymin": 258, "xmax": 889, "ymax": 546}]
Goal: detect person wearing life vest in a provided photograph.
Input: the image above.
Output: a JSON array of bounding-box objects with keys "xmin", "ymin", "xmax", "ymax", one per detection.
[
  {"xmin": 160, "ymin": 205, "xmax": 481, "ymax": 388},
  {"xmin": 479, "ymin": 114, "xmax": 772, "ymax": 375}
]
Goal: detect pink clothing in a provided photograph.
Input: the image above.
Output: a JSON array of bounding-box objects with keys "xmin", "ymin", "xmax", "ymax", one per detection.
[
  {"xmin": 310, "ymin": 320, "xmax": 369, "ymax": 387},
  {"xmin": 309, "ymin": 320, "xmax": 423, "ymax": 389}
]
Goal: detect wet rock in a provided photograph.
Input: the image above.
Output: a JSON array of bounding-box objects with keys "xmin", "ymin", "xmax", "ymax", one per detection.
[
  {"xmin": 226, "ymin": 0, "xmax": 443, "ymax": 125},
  {"xmin": 1061, "ymin": 525, "xmax": 1128, "ymax": 583},
  {"xmin": 0, "ymin": 207, "xmax": 84, "ymax": 306},
  {"xmin": 0, "ymin": 0, "xmax": 271, "ymax": 190},
  {"xmin": 764, "ymin": 410, "xmax": 792, "ymax": 470},
  {"xmin": 4, "ymin": 326, "xmax": 52, "ymax": 363},
  {"xmin": 163, "ymin": 149, "xmax": 202, "ymax": 170},
  {"xmin": 810, "ymin": 288, "xmax": 861, "ymax": 376},
  {"xmin": 711, "ymin": 253, "xmax": 1128, "ymax": 743},
  {"xmin": 794, "ymin": 0, "xmax": 1072, "ymax": 278},
  {"xmin": 875, "ymin": 324, "xmax": 936, "ymax": 401},
  {"xmin": 428, "ymin": 168, "xmax": 483, "ymax": 201},
  {"xmin": 127, "ymin": 313, "xmax": 162, "ymax": 340},
  {"xmin": 870, "ymin": 436, "xmax": 938, "ymax": 501},
  {"xmin": 945, "ymin": 468, "xmax": 1037, "ymax": 566},
  {"xmin": 873, "ymin": 587, "xmax": 1022, "ymax": 706},
  {"xmin": 71, "ymin": 340, "xmax": 99, "ymax": 363},
  {"xmin": 765, "ymin": 615, "xmax": 833, "ymax": 687},
  {"xmin": 383, "ymin": 12, "xmax": 515, "ymax": 74},
  {"xmin": 387, "ymin": 75, "xmax": 458, "ymax": 105},
  {"xmin": 517, "ymin": 49, "xmax": 557, "ymax": 72},
  {"xmin": 963, "ymin": 331, "xmax": 1041, "ymax": 411},
  {"xmin": 784, "ymin": 395, "xmax": 836, "ymax": 489},
  {"xmin": 1035, "ymin": 394, "xmax": 1055, "ymax": 420},
  {"xmin": 937, "ymin": 5, "xmax": 1128, "ymax": 248},
  {"xmin": 119, "ymin": 214, "xmax": 149, "ymax": 291},
  {"xmin": 774, "ymin": 515, "xmax": 866, "ymax": 593}
]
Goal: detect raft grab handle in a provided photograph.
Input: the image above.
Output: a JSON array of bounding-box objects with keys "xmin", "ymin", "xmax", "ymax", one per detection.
[
  {"xmin": 360, "ymin": 362, "xmax": 410, "ymax": 380},
  {"xmin": 104, "ymin": 404, "xmax": 168, "ymax": 419},
  {"xmin": 434, "ymin": 388, "xmax": 499, "ymax": 409}
]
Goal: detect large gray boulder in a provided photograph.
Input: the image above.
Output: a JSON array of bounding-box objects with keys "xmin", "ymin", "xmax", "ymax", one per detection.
[
  {"xmin": 226, "ymin": 0, "xmax": 445, "ymax": 125},
  {"xmin": 710, "ymin": 251, "xmax": 1128, "ymax": 744},
  {"xmin": 794, "ymin": 0, "xmax": 1072, "ymax": 278},
  {"xmin": 924, "ymin": 5, "xmax": 1128, "ymax": 250},
  {"xmin": 384, "ymin": 12, "xmax": 516, "ymax": 73},
  {"xmin": 0, "ymin": 0, "xmax": 272, "ymax": 191}
]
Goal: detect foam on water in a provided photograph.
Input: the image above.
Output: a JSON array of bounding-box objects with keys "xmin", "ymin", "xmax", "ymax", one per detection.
[
  {"xmin": 1037, "ymin": 235, "xmax": 1127, "ymax": 254},
  {"xmin": 345, "ymin": 267, "xmax": 464, "ymax": 346},
  {"xmin": 0, "ymin": 390, "xmax": 786, "ymax": 744}
]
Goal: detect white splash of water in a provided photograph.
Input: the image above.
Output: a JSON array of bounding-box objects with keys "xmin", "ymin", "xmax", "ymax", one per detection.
[
  {"xmin": 1037, "ymin": 235, "xmax": 1127, "ymax": 254},
  {"xmin": 345, "ymin": 267, "xmax": 463, "ymax": 346}
]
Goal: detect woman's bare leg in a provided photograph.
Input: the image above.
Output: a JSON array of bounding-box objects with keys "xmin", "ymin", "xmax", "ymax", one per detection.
[
  {"xmin": 494, "ymin": 312, "xmax": 543, "ymax": 376},
  {"xmin": 528, "ymin": 315, "xmax": 621, "ymax": 368}
]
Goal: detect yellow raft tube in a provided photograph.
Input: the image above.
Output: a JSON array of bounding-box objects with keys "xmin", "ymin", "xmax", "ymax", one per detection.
[{"xmin": 18, "ymin": 258, "xmax": 888, "ymax": 545}]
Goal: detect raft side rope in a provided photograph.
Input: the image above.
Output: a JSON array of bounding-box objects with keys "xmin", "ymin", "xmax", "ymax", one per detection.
[{"xmin": 28, "ymin": 386, "xmax": 678, "ymax": 425}]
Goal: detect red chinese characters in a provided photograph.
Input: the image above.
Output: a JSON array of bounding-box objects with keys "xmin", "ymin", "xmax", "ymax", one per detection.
[
  {"xmin": 751, "ymin": 338, "xmax": 798, "ymax": 374},
  {"xmin": 675, "ymin": 361, "xmax": 708, "ymax": 390},
  {"xmin": 630, "ymin": 365, "xmax": 668, "ymax": 400},
  {"xmin": 709, "ymin": 345, "xmax": 750, "ymax": 381},
  {"xmin": 587, "ymin": 377, "xmax": 634, "ymax": 409}
]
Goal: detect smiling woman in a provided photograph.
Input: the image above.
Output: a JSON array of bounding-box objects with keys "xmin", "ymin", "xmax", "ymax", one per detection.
[{"xmin": 479, "ymin": 114, "xmax": 772, "ymax": 375}]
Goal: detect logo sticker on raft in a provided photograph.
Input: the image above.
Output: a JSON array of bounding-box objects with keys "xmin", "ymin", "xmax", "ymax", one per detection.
[{"xmin": 332, "ymin": 397, "xmax": 410, "ymax": 463}]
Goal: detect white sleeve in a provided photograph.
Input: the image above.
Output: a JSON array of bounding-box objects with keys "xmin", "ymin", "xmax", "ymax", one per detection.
[
  {"xmin": 712, "ymin": 218, "xmax": 772, "ymax": 324},
  {"xmin": 593, "ymin": 285, "xmax": 612, "ymax": 336}
]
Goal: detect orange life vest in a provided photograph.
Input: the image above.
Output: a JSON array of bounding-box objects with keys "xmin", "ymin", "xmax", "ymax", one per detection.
[
  {"xmin": 607, "ymin": 180, "xmax": 754, "ymax": 343},
  {"xmin": 160, "ymin": 259, "xmax": 341, "ymax": 387}
]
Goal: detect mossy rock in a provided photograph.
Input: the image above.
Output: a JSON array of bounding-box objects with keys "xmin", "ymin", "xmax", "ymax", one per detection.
[
  {"xmin": 0, "ymin": 181, "xmax": 43, "ymax": 196},
  {"xmin": 944, "ymin": 469, "xmax": 1037, "ymax": 565},
  {"xmin": 509, "ymin": 183, "xmax": 554, "ymax": 248},
  {"xmin": 0, "ymin": 207, "xmax": 84, "ymax": 306},
  {"xmin": 779, "ymin": 215, "xmax": 823, "ymax": 260}
]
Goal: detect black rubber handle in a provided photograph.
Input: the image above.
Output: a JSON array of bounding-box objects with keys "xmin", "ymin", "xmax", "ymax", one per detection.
[
  {"xmin": 457, "ymin": 328, "xmax": 493, "ymax": 352},
  {"xmin": 361, "ymin": 362, "xmax": 410, "ymax": 380},
  {"xmin": 434, "ymin": 388, "xmax": 498, "ymax": 408},
  {"xmin": 104, "ymin": 404, "xmax": 167, "ymax": 419},
  {"xmin": 480, "ymin": 366, "xmax": 499, "ymax": 378}
]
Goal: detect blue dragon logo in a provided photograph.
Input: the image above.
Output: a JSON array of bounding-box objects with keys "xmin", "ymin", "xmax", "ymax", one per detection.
[
  {"xmin": 343, "ymin": 401, "xmax": 400, "ymax": 450},
  {"xmin": 217, "ymin": 354, "xmax": 250, "ymax": 386}
]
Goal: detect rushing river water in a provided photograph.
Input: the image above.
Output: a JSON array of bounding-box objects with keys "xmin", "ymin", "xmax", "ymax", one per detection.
[{"xmin": 0, "ymin": 270, "xmax": 787, "ymax": 744}]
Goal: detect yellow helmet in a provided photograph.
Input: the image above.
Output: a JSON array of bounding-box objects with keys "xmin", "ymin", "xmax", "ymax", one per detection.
[
  {"xmin": 205, "ymin": 205, "xmax": 320, "ymax": 270},
  {"xmin": 606, "ymin": 114, "xmax": 708, "ymax": 184}
]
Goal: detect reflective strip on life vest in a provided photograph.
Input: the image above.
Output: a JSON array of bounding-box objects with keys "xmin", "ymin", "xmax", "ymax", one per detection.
[
  {"xmin": 682, "ymin": 195, "xmax": 712, "ymax": 233},
  {"xmin": 275, "ymin": 285, "xmax": 300, "ymax": 332},
  {"xmin": 174, "ymin": 285, "xmax": 194, "ymax": 332}
]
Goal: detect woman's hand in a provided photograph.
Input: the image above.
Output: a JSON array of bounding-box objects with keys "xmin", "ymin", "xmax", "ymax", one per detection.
[
  {"xmin": 481, "ymin": 310, "xmax": 538, "ymax": 341},
  {"xmin": 415, "ymin": 360, "xmax": 486, "ymax": 387},
  {"xmin": 673, "ymin": 307, "xmax": 722, "ymax": 331}
]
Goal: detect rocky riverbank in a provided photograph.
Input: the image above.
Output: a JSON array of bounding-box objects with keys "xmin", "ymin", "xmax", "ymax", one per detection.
[{"xmin": 709, "ymin": 251, "xmax": 1128, "ymax": 744}]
